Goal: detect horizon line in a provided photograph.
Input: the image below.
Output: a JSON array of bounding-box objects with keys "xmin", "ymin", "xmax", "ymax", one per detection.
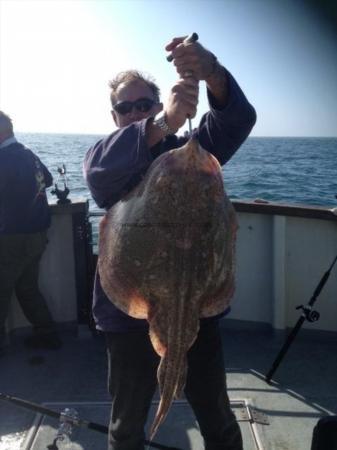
[{"xmin": 15, "ymin": 131, "xmax": 337, "ymax": 139}]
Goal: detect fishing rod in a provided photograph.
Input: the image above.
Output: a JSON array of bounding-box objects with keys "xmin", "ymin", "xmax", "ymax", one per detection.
[
  {"xmin": 265, "ymin": 254, "xmax": 337, "ymax": 384},
  {"xmin": 0, "ymin": 392, "xmax": 181, "ymax": 450}
]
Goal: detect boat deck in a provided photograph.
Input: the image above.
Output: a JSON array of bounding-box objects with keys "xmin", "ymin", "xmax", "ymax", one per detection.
[{"xmin": 1, "ymin": 321, "xmax": 336, "ymax": 450}]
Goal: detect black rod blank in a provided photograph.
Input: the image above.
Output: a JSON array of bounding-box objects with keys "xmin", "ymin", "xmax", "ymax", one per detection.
[
  {"xmin": 265, "ymin": 255, "xmax": 337, "ymax": 383},
  {"xmin": 0, "ymin": 392, "xmax": 181, "ymax": 450}
]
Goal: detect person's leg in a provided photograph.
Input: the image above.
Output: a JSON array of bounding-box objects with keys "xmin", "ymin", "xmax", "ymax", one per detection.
[
  {"xmin": 15, "ymin": 232, "xmax": 53, "ymax": 327},
  {"xmin": 15, "ymin": 232, "xmax": 61, "ymax": 349},
  {"xmin": 0, "ymin": 280, "xmax": 15, "ymax": 351},
  {"xmin": 184, "ymin": 321, "xmax": 243, "ymax": 450},
  {"xmin": 105, "ymin": 330, "xmax": 159, "ymax": 450},
  {"xmin": 0, "ymin": 235, "xmax": 25, "ymax": 350},
  {"xmin": 15, "ymin": 253, "xmax": 55, "ymax": 329},
  {"xmin": 0, "ymin": 327, "xmax": 7, "ymax": 356}
]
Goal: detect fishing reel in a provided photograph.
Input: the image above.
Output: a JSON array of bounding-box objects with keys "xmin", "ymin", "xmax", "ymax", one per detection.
[
  {"xmin": 51, "ymin": 164, "xmax": 71, "ymax": 204},
  {"xmin": 47, "ymin": 408, "xmax": 79, "ymax": 450},
  {"xmin": 295, "ymin": 304, "xmax": 320, "ymax": 323}
]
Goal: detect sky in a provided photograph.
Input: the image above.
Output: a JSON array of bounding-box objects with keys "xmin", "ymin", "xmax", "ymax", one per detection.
[{"xmin": 0, "ymin": 0, "xmax": 337, "ymax": 137}]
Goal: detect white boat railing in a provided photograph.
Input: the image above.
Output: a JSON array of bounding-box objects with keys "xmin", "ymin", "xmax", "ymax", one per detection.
[{"xmin": 6, "ymin": 199, "xmax": 337, "ymax": 335}]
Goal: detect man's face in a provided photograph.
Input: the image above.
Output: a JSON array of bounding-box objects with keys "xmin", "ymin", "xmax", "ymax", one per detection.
[{"xmin": 111, "ymin": 80, "xmax": 162, "ymax": 128}]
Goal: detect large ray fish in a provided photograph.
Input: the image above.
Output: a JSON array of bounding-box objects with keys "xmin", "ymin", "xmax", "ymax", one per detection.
[{"xmin": 98, "ymin": 138, "xmax": 238, "ymax": 439}]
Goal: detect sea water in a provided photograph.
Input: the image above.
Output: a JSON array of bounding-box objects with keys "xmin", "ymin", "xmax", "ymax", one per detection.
[{"xmin": 17, "ymin": 133, "xmax": 337, "ymax": 210}]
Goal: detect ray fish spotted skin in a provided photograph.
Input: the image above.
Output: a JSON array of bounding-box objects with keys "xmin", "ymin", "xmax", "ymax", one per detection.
[{"xmin": 98, "ymin": 138, "xmax": 238, "ymax": 440}]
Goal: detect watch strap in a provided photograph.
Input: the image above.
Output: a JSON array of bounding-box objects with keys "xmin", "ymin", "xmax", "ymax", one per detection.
[{"xmin": 153, "ymin": 113, "xmax": 175, "ymax": 136}]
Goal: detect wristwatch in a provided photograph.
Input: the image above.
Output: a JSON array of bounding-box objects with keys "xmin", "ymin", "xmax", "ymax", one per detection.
[{"xmin": 153, "ymin": 113, "xmax": 175, "ymax": 136}]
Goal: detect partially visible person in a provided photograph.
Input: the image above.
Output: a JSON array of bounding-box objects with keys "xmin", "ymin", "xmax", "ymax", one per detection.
[{"xmin": 0, "ymin": 111, "xmax": 62, "ymax": 355}]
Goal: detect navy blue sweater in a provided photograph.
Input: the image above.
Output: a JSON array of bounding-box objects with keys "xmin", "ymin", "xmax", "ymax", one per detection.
[
  {"xmin": 84, "ymin": 70, "xmax": 256, "ymax": 332},
  {"xmin": 0, "ymin": 141, "xmax": 53, "ymax": 234}
]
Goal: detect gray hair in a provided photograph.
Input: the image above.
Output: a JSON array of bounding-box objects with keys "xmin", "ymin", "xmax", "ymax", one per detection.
[
  {"xmin": 0, "ymin": 111, "xmax": 14, "ymax": 134},
  {"xmin": 108, "ymin": 70, "xmax": 161, "ymax": 106}
]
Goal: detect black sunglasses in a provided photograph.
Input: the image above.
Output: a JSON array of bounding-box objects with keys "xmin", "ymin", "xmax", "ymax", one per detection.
[{"xmin": 112, "ymin": 98, "xmax": 156, "ymax": 115}]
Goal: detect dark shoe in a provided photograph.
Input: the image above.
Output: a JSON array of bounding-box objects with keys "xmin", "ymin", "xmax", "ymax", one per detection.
[{"xmin": 24, "ymin": 332, "xmax": 62, "ymax": 350}]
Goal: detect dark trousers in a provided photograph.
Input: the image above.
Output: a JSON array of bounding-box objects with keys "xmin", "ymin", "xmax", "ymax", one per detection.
[
  {"xmin": 105, "ymin": 322, "xmax": 243, "ymax": 450},
  {"xmin": 0, "ymin": 231, "xmax": 54, "ymax": 339}
]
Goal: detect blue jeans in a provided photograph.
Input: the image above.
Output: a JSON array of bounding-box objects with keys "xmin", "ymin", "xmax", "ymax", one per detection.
[{"xmin": 105, "ymin": 321, "xmax": 242, "ymax": 450}]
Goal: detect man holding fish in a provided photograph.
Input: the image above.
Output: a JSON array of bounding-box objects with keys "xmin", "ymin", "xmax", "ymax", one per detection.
[{"xmin": 84, "ymin": 35, "xmax": 256, "ymax": 450}]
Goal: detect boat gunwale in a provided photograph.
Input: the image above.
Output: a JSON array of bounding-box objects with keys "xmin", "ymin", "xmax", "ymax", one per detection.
[{"xmin": 232, "ymin": 200, "xmax": 337, "ymax": 221}]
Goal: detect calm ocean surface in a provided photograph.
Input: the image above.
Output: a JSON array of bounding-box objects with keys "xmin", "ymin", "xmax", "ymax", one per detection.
[
  {"xmin": 16, "ymin": 133, "xmax": 337, "ymax": 245},
  {"xmin": 17, "ymin": 132, "xmax": 337, "ymax": 211},
  {"xmin": 17, "ymin": 133, "xmax": 337, "ymax": 207}
]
